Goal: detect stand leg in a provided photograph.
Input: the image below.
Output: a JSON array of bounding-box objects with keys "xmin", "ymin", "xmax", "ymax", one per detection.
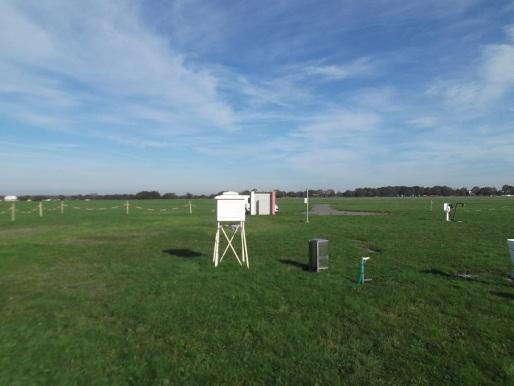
[
  {"xmin": 242, "ymin": 222, "xmax": 249, "ymax": 269},
  {"xmin": 213, "ymin": 223, "xmax": 220, "ymax": 266},
  {"xmin": 241, "ymin": 221, "xmax": 245, "ymax": 264}
]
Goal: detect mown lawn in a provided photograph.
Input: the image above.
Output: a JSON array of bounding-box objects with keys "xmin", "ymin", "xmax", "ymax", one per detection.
[{"xmin": 0, "ymin": 197, "xmax": 513, "ymax": 385}]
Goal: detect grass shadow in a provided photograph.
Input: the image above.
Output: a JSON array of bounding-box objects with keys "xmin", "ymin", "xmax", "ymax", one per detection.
[
  {"xmin": 162, "ymin": 249, "xmax": 203, "ymax": 258},
  {"xmin": 279, "ymin": 259, "xmax": 310, "ymax": 271},
  {"xmin": 421, "ymin": 268, "xmax": 489, "ymax": 284},
  {"xmin": 490, "ymin": 291, "xmax": 514, "ymax": 300},
  {"xmin": 421, "ymin": 268, "xmax": 454, "ymax": 279}
]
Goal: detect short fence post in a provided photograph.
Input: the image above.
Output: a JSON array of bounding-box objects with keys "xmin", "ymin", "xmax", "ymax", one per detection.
[
  {"xmin": 189, "ymin": 200, "xmax": 192, "ymax": 214},
  {"xmin": 39, "ymin": 201, "xmax": 43, "ymax": 217},
  {"xmin": 126, "ymin": 200, "xmax": 130, "ymax": 215},
  {"xmin": 11, "ymin": 203, "xmax": 15, "ymax": 222}
]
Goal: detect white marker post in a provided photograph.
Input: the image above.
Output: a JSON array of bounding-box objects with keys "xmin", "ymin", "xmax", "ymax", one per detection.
[
  {"xmin": 305, "ymin": 189, "xmax": 309, "ymax": 223},
  {"xmin": 189, "ymin": 200, "xmax": 192, "ymax": 214},
  {"xmin": 443, "ymin": 203, "xmax": 451, "ymax": 222},
  {"xmin": 430, "ymin": 200, "xmax": 433, "ymax": 212},
  {"xmin": 126, "ymin": 200, "xmax": 130, "ymax": 215},
  {"xmin": 39, "ymin": 201, "xmax": 43, "ymax": 217},
  {"xmin": 11, "ymin": 202, "xmax": 15, "ymax": 222}
]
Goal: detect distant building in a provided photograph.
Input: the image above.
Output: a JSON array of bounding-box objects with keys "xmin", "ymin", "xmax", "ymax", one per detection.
[
  {"xmin": 4, "ymin": 195, "xmax": 18, "ymax": 202},
  {"xmin": 249, "ymin": 191, "xmax": 278, "ymax": 215}
]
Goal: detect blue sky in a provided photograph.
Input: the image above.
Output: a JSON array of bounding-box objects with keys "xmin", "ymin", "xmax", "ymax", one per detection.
[{"xmin": 1, "ymin": 0, "xmax": 513, "ymax": 194}]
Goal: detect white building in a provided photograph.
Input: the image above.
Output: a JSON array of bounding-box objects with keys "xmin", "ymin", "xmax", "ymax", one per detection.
[
  {"xmin": 250, "ymin": 191, "xmax": 277, "ymax": 215},
  {"xmin": 4, "ymin": 195, "xmax": 18, "ymax": 202}
]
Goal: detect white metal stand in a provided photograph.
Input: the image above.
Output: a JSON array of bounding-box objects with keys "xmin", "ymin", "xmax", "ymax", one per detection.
[{"xmin": 213, "ymin": 221, "xmax": 249, "ymax": 268}]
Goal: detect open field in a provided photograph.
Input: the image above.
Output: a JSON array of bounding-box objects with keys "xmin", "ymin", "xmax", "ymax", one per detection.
[{"xmin": 0, "ymin": 197, "xmax": 513, "ymax": 385}]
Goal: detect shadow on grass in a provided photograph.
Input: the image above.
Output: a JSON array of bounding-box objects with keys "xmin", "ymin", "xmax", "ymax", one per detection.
[
  {"xmin": 162, "ymin": 249, "xmax": 203, "ymax": 258},
  {"xmin": 421, "ymin": 268, "xmax": 455, "ymax": 278},
  {"xmin": 421, "ymin": 268, "xmax": 489, "ymax": 284},
  {"xmin": 279, "ymin": 259, "xmax": 310, "ymax": 271},
  {"xmin": 490, "ymin": 291, "xmax": 514, "ymax": 300}
]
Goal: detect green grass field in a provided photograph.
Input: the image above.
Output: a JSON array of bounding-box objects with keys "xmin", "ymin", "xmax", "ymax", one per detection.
[{"xmin": 0, "ymin": 197, "xmax": 513, "ymax": 385}]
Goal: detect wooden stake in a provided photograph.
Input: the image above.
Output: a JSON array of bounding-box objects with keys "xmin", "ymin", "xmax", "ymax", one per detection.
[
  {"xmin": 11, "ymin": 203, "xmax": 15, "ymax": 222},
  {"xmin": 39, "ymin": 201, "xmax": 43, "ymax": 217},
  {"xmin": 126, "ymin": 200, "xmax": 129, "ymax": 215}
]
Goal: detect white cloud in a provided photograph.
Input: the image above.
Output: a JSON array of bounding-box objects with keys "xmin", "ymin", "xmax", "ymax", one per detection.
[
  {"xmin": 481, "ymin": 44, "xmax": 514, "ymax": 98},
  {"xmin": 350, "ymin": 87, "xmax": 400, "ymax": 112},
  {"xmin": 300, "ymin": 57, "xmax": 377, "ymax": 80},
  {"xmin": 504, "ymin": 24, "xmax": 514, "ymax": 41},
  {"xmin": 293, "ymin": 110, "xmax": 381, "ymax": 141},
  {"xmin": 231, "ymin": 76, "xmax": 303, "ymax": 108},
  {"xmin": 428, "ymin": 26, "xmax": 514, "ymax": 111},
  {"xmin": 0, "ymin": 0, "xmax": 236, "ymax": 135},
  {"xmin": 0, "ymin": 1, "xmax": 57, "ymax": 63},
  {"xmin": 405, "ymin": 116, "xmax": 439, "ymax": 128}
]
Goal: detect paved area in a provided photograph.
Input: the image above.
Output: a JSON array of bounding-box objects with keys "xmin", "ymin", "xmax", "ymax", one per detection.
[{"xmin": 309, "ymin": 204, "xmax": 384, "ymax": 216}]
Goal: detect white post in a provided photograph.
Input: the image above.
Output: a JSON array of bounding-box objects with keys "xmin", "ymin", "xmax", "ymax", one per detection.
[
  {"xmin": 126, "ymin": 200, "xmax": 129, "ymax": 215},
  {"xmin": 243, "ymin": 222, "xmax": 249, "ymax": 268},
  {"xmin": 241, "ymin": 221, "xmax": 245, "ymax": 266},
  {"xmin": 60, "ymin": 200, "xmax": 64, "ymax": 215},
  {"xmin": 11, "ymin": 202, "xmax": 15, "ymax": 222},
  {"xmin": 189, "ymin": 200, "xmax": 192, "ymax": 214},
  {"xmin": 213, "ymin": 223, "xmax": 220, "ymax": 266},
  {"xmin": 39, "ymin": 201, "xmax": 43, "ymax": 217},
  {"xmin": 430, "ymin": 200, "xmax": 433, "ymax": 212},
  {"xmin": 443, "ymin": 203, "xmax": 450, "ymax": 222},
  {"xmin": 306, "ymin": 188, "xmax": 309, "ymax": 224},
  {"xmin": 239, "ymin": 221, "xmax": 249, "ymax": 269}
]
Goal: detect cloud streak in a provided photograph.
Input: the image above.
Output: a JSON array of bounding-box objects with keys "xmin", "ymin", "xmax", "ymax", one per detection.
[
  {"xmin": 428, "ymin": 27, "xmax": 514, "ymax": 112},
  {"xmin": 0, "ymin": 0, "xmax": 236, "ymax": 136}
]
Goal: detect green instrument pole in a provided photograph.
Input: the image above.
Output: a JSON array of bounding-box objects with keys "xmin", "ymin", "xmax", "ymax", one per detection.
[
  {"xmin": 357, "ymin": 259, "xmax": 364, "ymax": 285},
  {"xmin": 357, "ymin": 257, "xmax": 370, "ymax": 286}
]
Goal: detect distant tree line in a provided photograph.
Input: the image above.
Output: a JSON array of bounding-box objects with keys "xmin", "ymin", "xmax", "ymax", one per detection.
[
  {"xmin": 273, "ymin": 185, "xmax": 514, "ymax": 198},
  {"xmin": 12, "ymin": 191, "xmax": 212, "ymax": 201},
  {"xmin": 4, "ymin": 185, "xmax": 513, "ymax": 201},
  {"xmin": 277, "ymin": 185, "xmax": 513, "ymax": 197}
]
